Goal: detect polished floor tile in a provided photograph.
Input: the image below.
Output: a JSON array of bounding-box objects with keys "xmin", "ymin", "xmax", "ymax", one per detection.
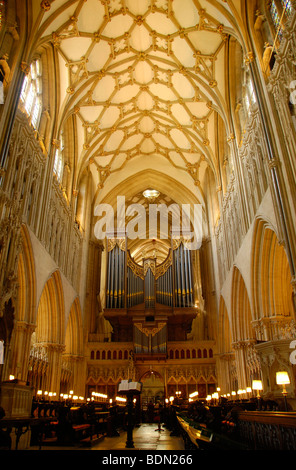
[
  {"xmin": 29, "ymin": 424, "xmax": 185, "ymax": 451},
  {"xmin": 92, "ymin": 424, "xmax": 184, "ymax": 451}
]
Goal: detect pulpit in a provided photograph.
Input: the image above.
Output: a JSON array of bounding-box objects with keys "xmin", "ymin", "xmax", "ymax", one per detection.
[{"xmin": 118, "ymin": 380, "xmax": 142, "ymax": 448}]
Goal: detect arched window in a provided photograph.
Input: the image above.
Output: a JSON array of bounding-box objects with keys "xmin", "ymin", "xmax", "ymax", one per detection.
[
  {"xmin": 53, "ymin": 132, "xmax": 64, "ymax": 183},
  {"xmin": 244, "ymin": 74, "xmax": 257, "ymax": 118},
  {"xmin": 269, "ymin": 0, "xmax": 292, "ymax": 42},
  {"xmin": 0, "ymin": 1, "xmax": 5, "ymax": 32},
  {"xmin": 281, "ymin": 0, "xmax": 292, "ymax": 17},
  {"xmin": 20, "ymin": 59, "xmax": 42, "ymax": 130}
]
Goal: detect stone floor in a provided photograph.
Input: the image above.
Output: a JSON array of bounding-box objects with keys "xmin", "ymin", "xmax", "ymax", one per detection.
[
  {"xmin": 92, "ymin": 423, "xmax": 185, "ymax": 451},
  {"xmin": 28, "ymin": 423, "xmax": 185, "ymax": 451}
]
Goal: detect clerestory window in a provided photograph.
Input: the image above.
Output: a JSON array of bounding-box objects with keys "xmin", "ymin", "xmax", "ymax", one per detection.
[
  {"xmin": 53, "ymin": 132, "xmax": 64, "ymax": 183},
  {"xmin": 20, "ymin": 59, "xmax": 42, "ymax": 130},
  {"xmin": 269, "ymin": 0, "xmax": 292, "ymax": 42}
]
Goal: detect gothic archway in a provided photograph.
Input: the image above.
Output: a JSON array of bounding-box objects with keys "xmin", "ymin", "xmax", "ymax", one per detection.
[{"xmin": 252, "ymin": 218, "xmax": 294, "ymax": 341}]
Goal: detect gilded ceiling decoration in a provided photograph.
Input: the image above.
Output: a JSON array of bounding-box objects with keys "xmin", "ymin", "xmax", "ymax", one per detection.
[{"xmin": 35, "ymin": 0, "xmax": 235, "ymax": 193}]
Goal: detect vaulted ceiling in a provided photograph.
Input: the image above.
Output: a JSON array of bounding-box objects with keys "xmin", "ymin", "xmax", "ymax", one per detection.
[{"xmin": 33, "ymin": 0, "xmax": 245, "ymax": 209}]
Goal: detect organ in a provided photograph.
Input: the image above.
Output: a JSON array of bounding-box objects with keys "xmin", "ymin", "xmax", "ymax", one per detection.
[{"xmin": 104, "ymin": 233, "xmax": 198, "ymax": 357}]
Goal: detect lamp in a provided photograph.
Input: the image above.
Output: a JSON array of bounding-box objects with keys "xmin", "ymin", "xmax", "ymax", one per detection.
[
  {"xmin": 252, "ymin": 380, "xmax": 263, "ymax": 409},
  {"xmin": 276, "ymin": 371, "xmax": 290, "ymax": 411},
  {"xmin": 143, "ymin": 189, "xmax": 160, "ymax": 202},
  {"xmin": 276, "ymin": 371, "xmax": 290, "ymax": 388},
  {"xmin": 252, "ymin": 380, "xmax": 263, "ymax": 397}
]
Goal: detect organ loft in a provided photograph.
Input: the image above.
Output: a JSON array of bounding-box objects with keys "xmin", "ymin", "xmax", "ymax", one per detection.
[{"xmin": 0, "ymin": 0, "xmax": 296, "ymax": 451}]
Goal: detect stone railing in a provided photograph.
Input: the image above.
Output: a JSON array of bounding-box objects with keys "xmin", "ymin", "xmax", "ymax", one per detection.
[
  {"xmin": 88, "ymin": 341, "xmax": 133, "ymax": 361},
  {"xmin": 167, "ymin": 341, "xmax": 215, "ymax": 361}
]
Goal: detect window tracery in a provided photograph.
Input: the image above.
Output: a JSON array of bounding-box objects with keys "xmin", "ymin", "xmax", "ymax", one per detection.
[
  {"xmin": 20, "ymin": 59, "xmax": 42, "ymax": 130},
  {"xmin": 269, "ymin": 0, "xmax": 292, "ymax": 42},
  {"xmin": 53, "ymin": 133, "xmax": 64, "ymax": 183},
  {"xmin": 0, "ymin": 1, "xmax": 5, "ymax": 31}
]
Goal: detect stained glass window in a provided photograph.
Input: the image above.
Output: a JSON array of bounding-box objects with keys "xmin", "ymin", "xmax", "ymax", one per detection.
[
  {"xmin": 0, "ymin": 1, "xmax": 5, "ymax": 32},
  {"xmin": 20, "ymin": 59, "xmax": 42, "ymax": 130},
  {"xmin": 53, "ymin": 133, "xmax": 64, "ymax": 183},
  {"xmin": 269, "ymin": 0, "xmax": 293, "ymax": 42},
  {"xmin": 270, "ymin": 1, "xmax": 280, "ymax": 27},
  {"xmin": 281, "ymin": 0, "xmax": 292, "ymax": 16}
]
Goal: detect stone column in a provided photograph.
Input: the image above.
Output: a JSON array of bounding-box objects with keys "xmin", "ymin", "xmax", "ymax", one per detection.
[
  {"xmin": 233, "ymin": 341, "xmax": 250, "ymax": 391},
  {"xmin": 9, "ymin": 321, "xmax": 35, "ymax": 382},
  {"xmin": 43, "ymin": 343, "xmax": 65, "ymax": 396},
  {"xmin": 70, "ymin": 355, "xmax": 86, "ymax": 398}
]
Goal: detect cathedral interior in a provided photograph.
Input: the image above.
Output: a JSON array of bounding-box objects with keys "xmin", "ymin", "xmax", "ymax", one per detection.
[{"xmin": 0, "ymin": 0, "xmax": 296, "ymax": 452}]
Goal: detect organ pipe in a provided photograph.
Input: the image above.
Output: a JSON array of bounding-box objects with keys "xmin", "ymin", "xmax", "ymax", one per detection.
[
  {"xmin": 173, "ymin": 241, "xmax": 194, "ymax": 307},
  {"xmin": 106, "ymin": 241, "xmax": 126, "ymax": 309}
]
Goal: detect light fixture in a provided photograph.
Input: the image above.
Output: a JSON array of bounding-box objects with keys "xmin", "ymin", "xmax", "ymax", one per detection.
[
  {"xmin": 189, "ymin": 391, "xmax": 199, "ymax": 399},
  {"xmin": 276, "ymin": 371, "xmax": 290, "ymax": 387},
  {"xmin": 143, "ymin": 189, "xmax": 160, "ymax": 202},
  {"xmin": 252, "ymin": 380, "xmax": 263, "ymax": 398},
  {"xmin": 9, "ymin": 375, "xmax": 15, "ymax": 381},
  {"xmin": 276, "ymin": 371, "xmax": 290, "ymax": 411},
  {"xmin": 116, "ymin": 396, "xmax": 127, "ymax": 403},
  {"xmin": 252, "ymin": 380, "xmax": 263, "ymax": 409}
]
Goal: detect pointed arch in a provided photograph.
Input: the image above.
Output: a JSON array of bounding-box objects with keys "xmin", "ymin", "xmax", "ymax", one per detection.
[
  {"xmin": 231, "ymin": 266, "xmax": 254, "ymax": 343},
  {"xmin": 35, "ymin": 270, "xmax": 65, "ymax": 344},
  {"xmin": 218, "ymin": 295, "xmax": 232, "ymax": 355},
  {"xmin": 252, "ymin": 218, "xmax": 294, "ymax": 324},
  {"xmin": 64, "ymin": 297, "xmax": 83, "ymax": 357}
]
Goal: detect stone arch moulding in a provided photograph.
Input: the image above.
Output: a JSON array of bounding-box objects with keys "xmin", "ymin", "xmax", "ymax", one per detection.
[
  {"xmin": 94, "ymin": 168, "xmax": 204, "ymax": 208},
  {"xmin": 92, "ymin": 168, "xmax": 208, "ymax": 241},
  {"xmin": 35, "ymin": 269, "xmax": 65, "ymax": 345},
  {"xmin": 231, "ymin": 265, "xmax": 254, "ymax": 344},
  {"xmin": 64, "ymin": 296, "xmax": 83, "ymax": 357},
  {"xmin": 251, "ymin": 217, "xmax": 294, "ymax": 325},
  {"xmin": 25, "ymin": 225, "xmax": 79, "ymax": 325},
  {"xmin": 218, "ymin": 295, "xmax": 232, "ymax": 356},
  {"xmin": 17, "ymin": 224, "xmax": 37, "ymax": 324}
]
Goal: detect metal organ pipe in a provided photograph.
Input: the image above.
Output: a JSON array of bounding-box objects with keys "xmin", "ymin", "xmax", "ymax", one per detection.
[
  {"xmin": 106, "ymin": 243, "xmax": 126, "ymax": 309},
  {"xmin": 173, "ymin": 242, "xmax": 194, "ymax": 308}
]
